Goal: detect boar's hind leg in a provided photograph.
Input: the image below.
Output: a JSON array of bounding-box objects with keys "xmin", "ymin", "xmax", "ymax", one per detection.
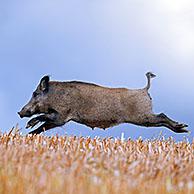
[
  {"xmin": 142, "ymin": 113, "xmax": 188, "ymax": 133},
  {"xmin": 26, "ymin": 113, "xmax": 57, "ymax": 129},
  {"xmin": 29, "ymin": 122, "xmax": 59, "ymax": 135}
]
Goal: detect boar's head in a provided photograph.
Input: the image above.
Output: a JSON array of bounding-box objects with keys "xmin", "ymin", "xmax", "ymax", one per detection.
[{"xmin": 18, "ymin": 76, "xmax": 50, "ymax": 118}]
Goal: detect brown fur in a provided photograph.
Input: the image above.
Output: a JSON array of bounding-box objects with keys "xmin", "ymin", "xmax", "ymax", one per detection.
[{"xmin": 18, "ymin": 73, "xmax": 188, "ymax": 134}]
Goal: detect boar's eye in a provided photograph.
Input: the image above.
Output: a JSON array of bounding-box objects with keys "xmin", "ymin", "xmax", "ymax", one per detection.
[{"xmin": 33, "ymin": 92, "xmax": 38, "ymax": 97}]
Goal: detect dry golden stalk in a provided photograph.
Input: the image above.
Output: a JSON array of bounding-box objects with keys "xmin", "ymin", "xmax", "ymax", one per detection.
[{"xmin": 0, "ymin": 130, "xmax": 193, "ymax": 194}]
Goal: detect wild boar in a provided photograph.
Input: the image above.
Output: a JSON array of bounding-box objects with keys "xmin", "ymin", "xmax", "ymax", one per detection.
[{"xmin": 18, "ymin": 73, "xmax": 188, "ymax": 134}]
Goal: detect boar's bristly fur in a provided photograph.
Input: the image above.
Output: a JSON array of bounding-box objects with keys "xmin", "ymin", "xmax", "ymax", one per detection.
[{"xmin": 18, "ymin": 73, "xmax": 188, "ymax": 134}]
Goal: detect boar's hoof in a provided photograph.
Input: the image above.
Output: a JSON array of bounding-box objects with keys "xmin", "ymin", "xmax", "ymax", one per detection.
[
  {"xmin": 26, "ymin": 118, "xmax": 40, "ymax": 129},
  {"xmin": 173, "ymin": 123, "xmax": 189, "ymax": 133},
  {"xmin": 175, "ymin": 123, "xmax": 188, "ymax": 128}
]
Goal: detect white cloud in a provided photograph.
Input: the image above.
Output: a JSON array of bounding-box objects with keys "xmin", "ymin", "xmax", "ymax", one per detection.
[
  {"xmin": 100, "ymin": 0, "xmax": 194, "ymax": 76},
  {"xmin": 151, "ymin": 0, "xmax": 194, "ymax": 61},
  {"xmin": 1, "ymin": 0, "xmax": 194, "ymax": 79}
]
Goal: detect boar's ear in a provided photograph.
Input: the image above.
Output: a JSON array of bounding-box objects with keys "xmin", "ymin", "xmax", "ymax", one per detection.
[{"xmin": 39, "ymin": 75, "xmax": 50, "ymax": 92}]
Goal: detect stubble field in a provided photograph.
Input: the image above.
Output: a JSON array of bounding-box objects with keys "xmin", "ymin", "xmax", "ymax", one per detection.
[{"xmin": 0, "ymin": 128, "xmax": 193, "ymax": 194}]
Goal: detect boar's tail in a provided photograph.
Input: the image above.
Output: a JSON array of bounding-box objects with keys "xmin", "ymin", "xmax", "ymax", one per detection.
[{"xmin": 144, "ymin": 72, "xmax": 156, "ymax": 90}]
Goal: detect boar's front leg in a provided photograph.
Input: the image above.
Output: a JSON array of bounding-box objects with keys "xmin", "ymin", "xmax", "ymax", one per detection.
[
  {"xmin": 29, "ymin": 122, "xmax": 59, "ymax": 135},
  {"xmin": 26, "ymin": 113, "xmax": 57, "ymax": 129}
]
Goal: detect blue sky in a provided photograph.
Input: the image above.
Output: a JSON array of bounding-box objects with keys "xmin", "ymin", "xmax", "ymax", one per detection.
[{"xmin": 0, "ymin": 0, "xmax": 194, "ymax": 141}]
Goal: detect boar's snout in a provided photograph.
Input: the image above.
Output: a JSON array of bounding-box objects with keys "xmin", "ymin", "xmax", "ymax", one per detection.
[{"xmin": 18, "ymin": 109, "xmax": 32, "ymax": 118}]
